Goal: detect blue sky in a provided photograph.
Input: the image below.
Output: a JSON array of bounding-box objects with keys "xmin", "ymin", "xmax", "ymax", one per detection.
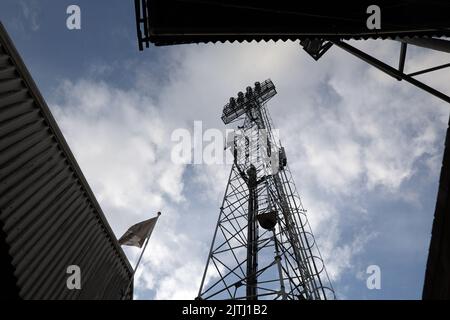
[{"xmin": 1, "ymin": 0, "xmax": 449, "ymax": 300}]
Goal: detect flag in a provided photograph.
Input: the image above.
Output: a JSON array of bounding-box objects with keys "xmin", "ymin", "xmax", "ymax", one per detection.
[{"xmin": 118, "ymin": 212, "xmax": 160, "ymax": 248}]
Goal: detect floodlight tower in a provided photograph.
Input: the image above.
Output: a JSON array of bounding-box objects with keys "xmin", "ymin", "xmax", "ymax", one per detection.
[{"xmin": 197, "ymin": 79, "xmax": 335, "ymax": 300}]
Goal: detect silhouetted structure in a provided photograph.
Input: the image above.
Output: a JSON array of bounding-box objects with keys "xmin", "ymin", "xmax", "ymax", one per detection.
[
  {"xmin": 423, "ymin": 117, "xmax": 450, "ymax": 300},
  {"xmin": 197, "ymin": 80, "xmax": 334, "ymax": 300},
  {"xmin": 0, "ymin": 23, "xmax": 133, "ymax": 300},
  {"xmin": 134, "ymin": 0, "xmax": 450, "ymax": 48}
]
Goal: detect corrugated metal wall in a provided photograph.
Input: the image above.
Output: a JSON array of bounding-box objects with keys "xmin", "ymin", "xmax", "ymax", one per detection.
[{"xmin": 0, "ymin": 23, "xmax": 133, "ymax": 300}]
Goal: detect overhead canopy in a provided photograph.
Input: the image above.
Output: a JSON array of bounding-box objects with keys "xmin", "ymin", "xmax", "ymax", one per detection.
[{"xmin": 135, "ymin": 0, "xmax": 450, "ymax": 48}]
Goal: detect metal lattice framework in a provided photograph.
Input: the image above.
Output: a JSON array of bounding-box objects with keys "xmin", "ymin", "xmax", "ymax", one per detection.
[{"xmin": 197, "ymin": 79, "xmax": 335, "ymax": 300}]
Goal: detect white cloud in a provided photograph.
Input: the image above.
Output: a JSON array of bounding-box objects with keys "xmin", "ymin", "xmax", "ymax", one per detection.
[
  {"xmin": 49, "ymin": 39, "xmax": 448, "ymax": 299},
  {"xmin": 51, "ymin": 77, "xmax": 215, "ymax": 300},
  {"xmin": 19, "ymin": 0, "xmax": 40, "ymax": 31}
]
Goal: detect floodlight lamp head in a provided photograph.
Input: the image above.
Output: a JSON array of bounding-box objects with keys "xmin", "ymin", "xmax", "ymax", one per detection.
[
  {"xmin": 245, "ymin": 86, "xmax": 253, "ymax": 99},
  {"xmin": 221, "ymin": 79, "xmax": 277, "ymax": 125}
]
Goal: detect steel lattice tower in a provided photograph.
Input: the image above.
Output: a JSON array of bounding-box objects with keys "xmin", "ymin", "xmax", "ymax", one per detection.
[{"xmin": 197, "ymin": 79, "xmax": 335, "ymax": 300}]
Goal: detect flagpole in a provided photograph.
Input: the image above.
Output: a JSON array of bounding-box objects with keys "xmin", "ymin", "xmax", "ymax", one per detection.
[{"xmin": 121, "ymin": 212, "xmax": 161, "ymax": 300}]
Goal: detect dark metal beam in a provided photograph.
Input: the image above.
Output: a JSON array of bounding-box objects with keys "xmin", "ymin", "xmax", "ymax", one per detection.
[
  {"xmin": 134, "ymin": 0, "xmax": 143, "ymax": 51},
  {"xmin": 141, "ymin": 0, "xmax": 150, "ymax": 48},
  {"xmin": 398, "ymin": 42, "xmax": 407, "ymax": 74},
  {"xmin": 408, "ymin": 63, "xmax": 450, "ymax": 77},
  {"xmin": 401, "ymin": 38, "xmax": 450, "ymax": 54},
  {"xmin": 246, "ymin": 165, "xmax": 258, "ymax": 300},
  {"xmin": 332, "ymin": 40, "xmax": 450, "ymax": 105}
]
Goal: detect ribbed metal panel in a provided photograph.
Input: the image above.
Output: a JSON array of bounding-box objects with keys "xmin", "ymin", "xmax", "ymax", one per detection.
[
  {"xmin": 135, "ymin": 0, "xmax": 450, "ymax": 47},
  {"xmin": 0, "ymin": 23, "xmax": 133, "ymax": 300}
]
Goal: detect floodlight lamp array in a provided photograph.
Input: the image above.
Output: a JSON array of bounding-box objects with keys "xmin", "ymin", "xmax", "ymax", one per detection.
[{"xmin": 221, "ymin": 79, "xmax": 277, "ymax": 124}]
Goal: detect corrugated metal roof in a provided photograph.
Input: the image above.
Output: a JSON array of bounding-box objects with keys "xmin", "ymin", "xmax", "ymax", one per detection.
[
  {"xmin": 135, "ymin": 0, "xmax": 450, "ymax": 47},
  {"xmin": 0, "ymin": 22, "xmax": 133, "ymax": 300}
]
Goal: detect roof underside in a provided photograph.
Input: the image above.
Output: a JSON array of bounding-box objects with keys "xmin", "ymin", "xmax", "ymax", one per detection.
[
  {"xmin": 135, "ymin": 0, "xmax": 450, "ymax": 47},
  {"xmin": 0, "ymin": 22, "xmax": 133, "ymax": 300}
]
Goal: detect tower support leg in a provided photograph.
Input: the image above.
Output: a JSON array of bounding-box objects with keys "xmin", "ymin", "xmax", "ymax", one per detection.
[{"xmin": 246, "ymin": 165, "xmax": 258, "ymax": 300}]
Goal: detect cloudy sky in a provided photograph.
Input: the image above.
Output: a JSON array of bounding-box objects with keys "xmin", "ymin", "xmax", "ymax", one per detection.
[{"xmin": 1, "ymin": 0, "xmax": 449, "ymax": 300}]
